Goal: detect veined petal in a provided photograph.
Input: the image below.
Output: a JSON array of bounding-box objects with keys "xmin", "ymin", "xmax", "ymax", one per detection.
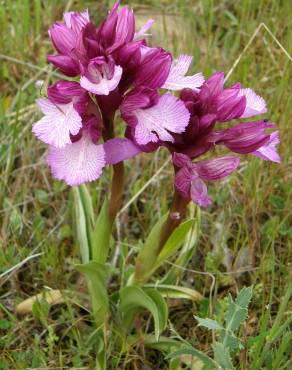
[
  {"xmin": 134, "ymin": 19, "xmax": 154, "ymax": 40},
  {"xmin": 193, "ymin": 156, "xmax": 240, "ymax": 181},
  {"xmin": 47, "ymin": 54, "xmax": 80, "ymax": 77},
  {"xmin": 174, "ymin": 167, "xmax": 192, "ymax": 198},
  {"xmin": 33, "ymin": 99, "xmax": 82, "ymax": 148},
  {"xmin": 239, "ymin": 88, "xmax": 267, "ymax": 118},
  {"xmin": 104, "ymin": 138, "xmax": 141, "ymax": 164},
  {"xmin": 190, "ymin": 178, "xmax": 212, "ymax": 207},
  {"xmin": 47, "ymin": 134, "xmax": 105, "ymax": 186},
  {"xmin": 253, "ymin": 131, "xmax": 281, "ymax": 163},
  {"xmin": 80, "ymin": 65, "xmax": 123, "ymax": 95},
  {"xmin": 172, "ymin": 152, "xmax": 191, "ymax": 168},
  {"xmin": 133, "ymin": 93, "xmax": 190, "ymax": 145},
  {"xmin": 162, "ymin": 55, "xmax": 205, "ymax": 91}
]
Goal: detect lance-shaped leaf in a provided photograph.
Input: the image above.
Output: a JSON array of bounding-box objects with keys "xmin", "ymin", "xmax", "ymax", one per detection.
[
  {"xmin": 119, "ymin": 286, "xmax": 168, "ymax": 341},
  {"xmin": 153, "ymin": 219, "xmax": 196, "ymax": 270},
  {"xmin": 167, "ymin": 346, "xmax": 217, "ymax": 369},
  {"xmin": 145, "ymin": 284, "xmax": 203, "ymax": 302},
  {"xmin": 134, "ymin": 214, "xmax": 168, "ymax": 282},
  {"xmin": 73, "ymin": 187, "xmax": 91, "ymax": 263},
  {"xmin": 91, "ymin": 197, "xmax": 113, "ymax": 263},
  {"xmin": 76, "ymin": 261, "xmax": 109, "ymax": 327}
]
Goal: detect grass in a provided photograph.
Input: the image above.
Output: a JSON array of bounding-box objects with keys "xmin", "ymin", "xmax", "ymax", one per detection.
[{"xmin": 0, "ymin": 0, "xmax": 291, "ymax": 369}]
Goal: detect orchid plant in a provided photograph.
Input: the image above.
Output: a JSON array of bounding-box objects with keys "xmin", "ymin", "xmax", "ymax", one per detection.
[{"xmin": 32, "ymin": 2, "xmax": 280, "ymax": 368}]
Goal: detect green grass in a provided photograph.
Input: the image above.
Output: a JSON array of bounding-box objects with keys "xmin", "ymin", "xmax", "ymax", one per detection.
[{"xmin": 0, "ymin": 0, "xmax": 291, "ymax": 369}]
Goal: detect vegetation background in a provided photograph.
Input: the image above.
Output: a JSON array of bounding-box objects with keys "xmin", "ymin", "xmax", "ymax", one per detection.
[{"xmin": 0, "ymin": 0, "xmax": 291, "ymax": 369}]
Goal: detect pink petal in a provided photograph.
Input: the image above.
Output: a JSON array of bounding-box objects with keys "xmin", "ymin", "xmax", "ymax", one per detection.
[
  {"xmin": 134, "ymin": 19, "xmax": 154, "ymax": 40},
  {"xmin": 47, "ymin": 134, "xmax": 105, "ymax": 186},
  {"xmin": 162, "ymin": 55, "xmax": 205, "ymax": 91},
  {"xmin": 253, "ymin": 131, "xmax": 281, "ymax": 163},
  {"xmin": 174, "ymin": 167, "xmax": 192, "ymax": 198},
  {"xmin": 133, "ymin": 93, "xmax": 190, "ymax": 145},
  {"xmin": 172, "ymin": 152, "xmax": 191, "ymax": 168},
  {"xmin": 33, "ymin": 99, "xmax": 82, "ymax": 148},
  {"xmin": 104, "ymin": 138, "xmax": 141, "ymax": 164},
  {"xmin": 190, "ymin": 178, "xmax": 212, "ymax": 208},
  {"xmin": 239, "ymin": 88, "xmax": 267, "ymax": 118},
  {"xmin": 80, "ymin": 65, "xmax": 123, "ymax": 95},
  {"xmin": 193, "ymin": 156, "xmax": 240, "ymax": 181}
]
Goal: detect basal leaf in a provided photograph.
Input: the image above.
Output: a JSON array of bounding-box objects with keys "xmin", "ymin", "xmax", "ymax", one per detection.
[
  {"xmin": 167, "ymin": 346, "xmax": 217, "ymax": 368},
  {"xmin": 134, "ymin": 214, "xmax": 168, "ymax": 282},
  {"xmin": 73, "ymin": 188, "xmax": 91, "ymax": 263},
  {"xmin": 145, "ymin": 284, "xmax": 203, "ymax": 302},
  {"xmin": 154, "ymin": 219, "xmax": 196, "ymax": 269},
  {"xmin": 119, "ymin": 286, "xmax": 166, "ymax": 341},
  {"xmin": 91, "ymin": 197, "xmax": 113, "ymax": 263},
  {"xmin": 76, "ymin": 261, "xmax": 109, "ymax": 327}
]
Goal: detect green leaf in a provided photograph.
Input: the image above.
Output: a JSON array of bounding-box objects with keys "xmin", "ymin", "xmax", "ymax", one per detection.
[
  {"xmin": 91, "ymin": 198, "xmax": 113, "ymax": 263},
  {"xmin": 225, "ymin": 300, "xmax": 248, "ymax": 332},
  {"xmin": 134, "ymin": 214, "xmax": 168, "ymax": 282},
  {"xmin": 127, "ymin": 334, "xmax": 182, "ymax": 353},
  {"xmin": 167, "ymin": 346, "xmax": 217, "ymax": 368},
  {"xmin": 154, "ymin": 219, "xmax": 196, "ymax": 269},
  {"xmin": 145, "ymin": 284, "xmax": 203, "ymax": 302},
  {"xmin": 78, "ymin": 184, "xmax": 95, "ymax": 229},
  {"xmin": 194, "ymin": 316, "xmax": 223, "ymax": 330},
  {"xmin": 73, "ymin": 187, "xmax": 91, "ymax": 263},
  {"xmin": 76, "ymin": 261, "xmax": 109, "ymax": 327},
  {"xmin": 146, "ymin": 289, "xmax": 168, "ymax": 332},
  {"xmin": 119, "ymin": 286, "xmax": 167, "ymax": 341},
  {"xmin": 235, "ymin": 286, "xmax": 253, "ymax": 308},
  {"xmin": 212, "ymin": 342, "xmax": 235, "ymax": 370}
]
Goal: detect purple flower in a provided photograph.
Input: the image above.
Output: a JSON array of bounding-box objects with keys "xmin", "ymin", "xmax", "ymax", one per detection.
[
  {"xmin": 121, "ymin": 88, "xmax": 190, "ymax": 145},
  {"xmin": 173, "ymin": 153, "xmax": 240, "ymax": 207},
  {"xmin": 48, "ymin": 10, "xmax": 90, "ymax": 76}
]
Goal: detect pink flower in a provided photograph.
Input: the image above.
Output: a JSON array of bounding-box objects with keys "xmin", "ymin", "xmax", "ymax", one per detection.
[
  {"xmin": 173, "ymin": 153, "xmax": 240, "ymax": 207},
  {"xmin": 121, "ymin": 88, "xmax": 190, "ymax": 145}
]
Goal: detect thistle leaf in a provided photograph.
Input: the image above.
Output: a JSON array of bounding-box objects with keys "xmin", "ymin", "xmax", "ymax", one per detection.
[
  {"xmin": 194, "ymin": 316, "xmax": 223, "ymax": 330},
  {"xmin": 212, "ymin": 342, "xmax": 235, "ymax": 370},
  {"xmin": 235, "ymin": 286, "xmax": 253, "ymax": 308}
]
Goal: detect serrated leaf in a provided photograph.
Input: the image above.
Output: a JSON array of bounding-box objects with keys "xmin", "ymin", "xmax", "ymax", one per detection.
[
  {"xmin": 213, "ymin": 342, "xmax": 235, "ymax": 369},
  {"xmin": 219, "ymin": 331, "xmax": 241, "ymax": 351},
  {"xmin": 235, "ymin": 286, "xmax": 253, "ymax": 308},
  {"xmin": 225, "ymin": 300, "xmax": 248, "ymax": 332},
  {"xmin": 167, "ymin": 346, "xmax": 217, "ymax": 368},
  {"xmin": 194, "ymin": 316, "xmax": 223, "ymax": 330},
  {"xmin": 91, "ymin": 198, "xmax": 113, "ymax": 263},
  {"xmin": 76, "ymin": 261, "xmax": 109, "ymax": 327},
  {"xmin": 119, "ymin": 286, "xmax": 166, "ymax": 341}
]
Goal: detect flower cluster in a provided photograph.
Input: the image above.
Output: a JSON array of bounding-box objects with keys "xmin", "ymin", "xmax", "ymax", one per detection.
[{"xmin": 33, "ymin": 2, "xmax": 280, "ymax": 207}]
